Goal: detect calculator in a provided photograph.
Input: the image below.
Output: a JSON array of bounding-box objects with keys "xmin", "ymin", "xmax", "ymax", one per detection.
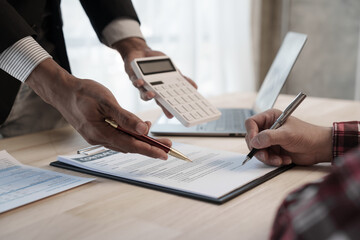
[{"xmin": 131, "ymin": 56, "xmax": 221, "ymax": 127}]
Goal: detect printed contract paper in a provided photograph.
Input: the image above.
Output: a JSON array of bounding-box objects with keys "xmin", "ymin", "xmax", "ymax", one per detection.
[
  {"xmin": 57, "ymin": 143, "xmax": 277, "ymax": 199},
  {"xmin": 0, "ymin": 150, "xmax": 94, "ymax": 213}
]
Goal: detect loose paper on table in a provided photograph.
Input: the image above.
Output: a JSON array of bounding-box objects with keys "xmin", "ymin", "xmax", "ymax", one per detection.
[{"xmin": 0, "ymin": 150, "xmax": 94, "ymax": 213}]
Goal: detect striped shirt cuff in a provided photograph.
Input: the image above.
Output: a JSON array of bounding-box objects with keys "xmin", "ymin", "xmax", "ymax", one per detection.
[
  {"xmin": 102, "ymin": 18, "xmax": 144, "ymax": 47},
  {"xmin": 0, "ymin": 36, "xmax": 52, "ymax": 82}
]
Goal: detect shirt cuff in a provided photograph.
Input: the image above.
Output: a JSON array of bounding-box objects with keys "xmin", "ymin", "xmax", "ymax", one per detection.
[
  {"xmin": 0, "ymin": 36, "xmax": 52, "ymax": 82},
  {"xmin": 101, "ymin": 18, "xmax": 144, "ymax": 47},
  {"xmin": 332, "ymin": 121, "xmax": 360, "ymax": 163}
]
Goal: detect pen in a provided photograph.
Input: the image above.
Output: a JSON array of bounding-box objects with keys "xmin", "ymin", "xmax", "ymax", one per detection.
[
  {"xmin": 242, "ymin": 92, "xmax": 307, "ymax": 166},
  {"xmin": 105, "ymin": 119, "xmax": 192, "ymax": 162}
]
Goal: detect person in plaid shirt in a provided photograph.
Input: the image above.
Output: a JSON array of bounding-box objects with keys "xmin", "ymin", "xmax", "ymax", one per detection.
[{"xmin": 245, "ymin": 109, "xmax": 360, "ymax": 239}]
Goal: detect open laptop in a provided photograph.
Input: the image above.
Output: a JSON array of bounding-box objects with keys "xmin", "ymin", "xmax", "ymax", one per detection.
[{"xmin": 150, "ymin": 32, "xmax": 307, "ymax": 137}]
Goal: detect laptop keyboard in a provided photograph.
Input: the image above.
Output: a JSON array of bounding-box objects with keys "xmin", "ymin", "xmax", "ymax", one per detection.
[{"xmin": 195, "ymin": 108, "xmax": 253, "ymax": 132}]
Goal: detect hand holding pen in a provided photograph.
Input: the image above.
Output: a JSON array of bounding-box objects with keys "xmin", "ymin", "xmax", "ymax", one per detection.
[
  {"xmin": 105, "ymin": 119, "xmax": 192, "ymax": 162},
  {"xmin": 243, "ymin": 92, "xmax": 313, "ymax": 166}
]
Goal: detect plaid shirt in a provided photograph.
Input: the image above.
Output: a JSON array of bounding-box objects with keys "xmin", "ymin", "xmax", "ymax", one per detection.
[{"xmin": 271, "ymin": 122, "xmax": 360, "ymax": 240}]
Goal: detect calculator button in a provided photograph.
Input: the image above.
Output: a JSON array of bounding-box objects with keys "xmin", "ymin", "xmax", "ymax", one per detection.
[
  {"xmin": 204, "ymin": 108, "xmax": 215, "ymax": 115},
  {"xmin": 174, "ymin": 97, "xmax": 183, "ymax": 104},
  {"xmin": 175, "ymin": 106, "xmax": 186, "ymax": 113},
  {"xmin": 188, "ymin": 103, "xmax": 196, "ymax": 110},
  {"xmin": 181, "ymin": 96, "xmax": 189, "ymax": 103},
  {"xmin": 180, "ymin": 88, "xmax": 187, "ymax": 94},
  {"xmin": 196, "ymin": 111, "xmax": 203, "ymax": 118},
  {"xmin": 182, "ymin": 104, "xmax": 191, "ymax": 111},
  {"xmin": 173, "ymin": 88, "xmax": 181, "ymax": 95},
  {"xmin": 201, "ymin": 100, "xmax": 209, "ymax": 106},
  {"xmin": 183, "ymin": 113, "xmax": 194, "ymax": 121},
  {"xmin": 161, "ymin": 91, "xmax": 170, "ymax": 98},
  {"xmin": 167, "ymin": 90, "xmax": 176, "ymax": 96},
  {"xmin": 191, "ymin": 112, "xmax": 200, "ymax": 119},
  {"xmin": 194, "ymin": 93, "xmax": 201, "ymax": 100},
  {"xmin": 187, "ymin": 94, "xmax": 195, "ymax": 101},
  {"xmin": 167, "ymin": 98, "xmax": 178, "ymax": 105},
  {"xmin": 209, "ymin": 107, "xmax": 218, "ymax": 114},
  {"xmin": 187, "ymin": 87, "xmax": 194, "ymax": 92}
]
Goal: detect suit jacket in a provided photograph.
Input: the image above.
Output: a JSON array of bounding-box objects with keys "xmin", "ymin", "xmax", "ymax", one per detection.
[{"xmin": 0, "ymin": 0, "xmax": 140, "ymax": 124}]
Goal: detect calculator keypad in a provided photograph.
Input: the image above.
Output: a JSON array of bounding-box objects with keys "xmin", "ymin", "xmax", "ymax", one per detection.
[{"xmin": 152, "ymin": 79, "xmax": 221, "ymax": 126}]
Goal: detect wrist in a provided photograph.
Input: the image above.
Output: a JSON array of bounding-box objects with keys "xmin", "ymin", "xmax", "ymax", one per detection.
[
  {"xmin": 25, "ymin": 58, "xmax": 76, "ymax": 107},
  {"xmin": 314, "ymin": 126, "xmax": 333, "ymax": 164},
  {"xmin": 112, "ymin": 37, "xmax": 150, "ymax": 60}
]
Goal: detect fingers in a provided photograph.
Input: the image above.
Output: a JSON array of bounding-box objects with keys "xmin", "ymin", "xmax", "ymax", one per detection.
[
  {"xmin": 95, "ymin": 116, "xmax": 172, "ymax": 159},
  {"xmin": 106, "ymin": 104, "xmax": 148, "ymax": 136},
  {"xmin": 132, "ymin": 79, "xmax": 156, "ymax": 101},
  {"xmin": 128, "ymin": 68, "xmax": 137, "ymax": 83},
  {"xmin": 254, "ymin": 149, "xmax": 292, "ymax": 167},
  {"xmin": 145, "ymin": 50, "xmax": 166, "ymax": 57},
  {"xmin": 245, "ymin": 109, "xmax": 293, "ymax": 167},
  {"xmin": 250, "ymin": 128, "xmax": 292, "ymax": 150},
  {"xmin": 245, "ymin": 118, "xmax": 261, "ymax": 149},
  {"xmin": 249, "ymin": 109, "xmax": 283, "ymax": 130},
  {"xmin": 245, "ymin": 109, "xmax": 283, "ymax": 149},
  {"xmin": 154, "ymin": 99, "xmax": 173, "ymax": 118},
  {"xmin": 101, "ymin": 127, "xmax": 170, "ymax": 160},
  {"xmin": 161, "ymin": 108, "xmax": 174, "ymax": 118},
  {"xmin": 105, "ymin": 107, "xmax": 173, "ymax": 159}
]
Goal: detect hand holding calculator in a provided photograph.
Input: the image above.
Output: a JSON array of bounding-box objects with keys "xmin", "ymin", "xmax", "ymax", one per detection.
[{"xmin": 131, "ymin": 56, "xmax": 221, "ymax": 127}]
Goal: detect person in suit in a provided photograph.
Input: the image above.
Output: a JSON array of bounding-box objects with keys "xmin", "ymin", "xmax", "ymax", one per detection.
[{"xmin": 0, "ymin": 0, "xmax": 196, "ymax": 160}]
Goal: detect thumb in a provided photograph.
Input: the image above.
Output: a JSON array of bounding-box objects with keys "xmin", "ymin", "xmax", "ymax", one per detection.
[{"xmin": 250, "ymin": 129, "xmax": 286, "ymax": 149}]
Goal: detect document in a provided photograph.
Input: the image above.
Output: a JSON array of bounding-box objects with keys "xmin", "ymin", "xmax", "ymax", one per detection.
[
  {"xmin": 54, "ymin": 143, "xmax": 291, "ymax": 203},
  {"xmin": 0, "ymin": 150, "xmax": 94, "ymax": 213}
]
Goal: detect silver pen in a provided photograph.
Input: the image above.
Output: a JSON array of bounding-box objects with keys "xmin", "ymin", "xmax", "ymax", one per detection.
[{"xmin": 242, "ymin": 92, "xmax": 307, "ymax": 165}]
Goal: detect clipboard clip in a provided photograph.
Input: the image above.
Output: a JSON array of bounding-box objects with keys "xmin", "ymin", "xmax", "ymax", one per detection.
[{"xmin": 77, "ymin": 145, "xmax": 108, "ymax": 156}]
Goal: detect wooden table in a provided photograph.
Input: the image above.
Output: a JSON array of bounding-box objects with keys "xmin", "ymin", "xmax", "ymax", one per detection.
[{"xmin": 1, "ymin": 93, "xmax": 360, "ymax": 240}]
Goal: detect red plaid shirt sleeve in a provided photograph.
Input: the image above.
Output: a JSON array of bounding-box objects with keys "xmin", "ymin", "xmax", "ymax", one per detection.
[
  {"xmin": 333, "ymin": 121, "xmax": 360, "ymax": 160},
  {"xmin": 270, "ymin": 121, "xmax": 360, "ymax": 240}
]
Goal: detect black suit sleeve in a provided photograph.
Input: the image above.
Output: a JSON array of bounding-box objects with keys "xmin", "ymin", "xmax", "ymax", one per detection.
[
  {"xmin": 0, "ymin": 0, "xmax": 36, "ymax": 53},
  {"xmin": 80, "ymin": 0, "xmax": 140, "ymax": 41}
]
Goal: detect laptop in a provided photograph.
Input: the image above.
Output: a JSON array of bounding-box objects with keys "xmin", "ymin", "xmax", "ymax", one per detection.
[{"xmin": 150, "ymin": 32, "xmax": 307, "ymax": 137}]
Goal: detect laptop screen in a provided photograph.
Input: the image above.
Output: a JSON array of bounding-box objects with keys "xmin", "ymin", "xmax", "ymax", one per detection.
[{"xmin": 253, "ymin": 32, "xmax": 307, "ymax": 114}]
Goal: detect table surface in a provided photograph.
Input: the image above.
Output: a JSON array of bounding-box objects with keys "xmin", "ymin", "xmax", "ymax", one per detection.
[{"xmin": 1, "ymin": 92, "xmax": 360, "ymax": 240}]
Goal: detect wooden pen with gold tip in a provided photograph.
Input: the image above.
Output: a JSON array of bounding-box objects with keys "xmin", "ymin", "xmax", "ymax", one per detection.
[{"xmin": 105, "ymin": 119, "xmax": 192, "ymax": 162}]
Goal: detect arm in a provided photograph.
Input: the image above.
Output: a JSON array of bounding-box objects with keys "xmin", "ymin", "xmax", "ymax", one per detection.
[
  {"xmin": 0, "ymin": 1, "xmax": 48, "ymax": 124},
  {"xmin": 25, "ymin": 58, "xmax": 172, "ymax": 160},
  {"xmin": 0, "ymin": 1, "xmax": 172, "ymax": 159},
  {"xmin": 0, "ymin": 39, "xmax": 171, "ymax": 160},
  {"xmin": 271, "ymin": 146, "xmax": 360, "ymax": 239},
  {"xmin": 246, "ymin": 114, "xmax": 360, "ymax": 237},
  {"xmin": 0, "ymin": 0, "xmax": 36, "ymax": 53},
  {"xmin": 332, "ymin": 121, "xmax": 360, "ymax": 160},
  {"xmin": 80, "ymin": 0, "xmax": 197, "ymax": 117},
  {"xmin": 245, "ymin": 109, "xmax": 360, "ymax": 166}
]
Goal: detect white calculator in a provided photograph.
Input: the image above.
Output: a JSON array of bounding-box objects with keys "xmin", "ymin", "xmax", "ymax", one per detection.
[{"xmin": 131, "ymin": 56, "xmax": 221, "ymax": 127}]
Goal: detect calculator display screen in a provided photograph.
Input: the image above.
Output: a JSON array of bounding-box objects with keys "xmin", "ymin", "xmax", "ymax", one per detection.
[{"xmin": 138, "ymin": 59, "xmax": 176, "ymax": 75}]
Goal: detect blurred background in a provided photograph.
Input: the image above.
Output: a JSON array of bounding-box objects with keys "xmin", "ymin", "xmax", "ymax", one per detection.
[{"xmin": 61, "ymin": 0, "xmax": 360, "ymax": 114}]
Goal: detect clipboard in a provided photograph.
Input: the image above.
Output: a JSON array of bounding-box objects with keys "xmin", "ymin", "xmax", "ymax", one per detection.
[{"xmin": 50, "ymin": 146, "xmax": 294, "ymax": 204}]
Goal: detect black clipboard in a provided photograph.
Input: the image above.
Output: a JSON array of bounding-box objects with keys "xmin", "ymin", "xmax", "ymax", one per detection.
[{"xmin": 50, "ymin": 160, "xmax": 293, "ymax": 204}]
